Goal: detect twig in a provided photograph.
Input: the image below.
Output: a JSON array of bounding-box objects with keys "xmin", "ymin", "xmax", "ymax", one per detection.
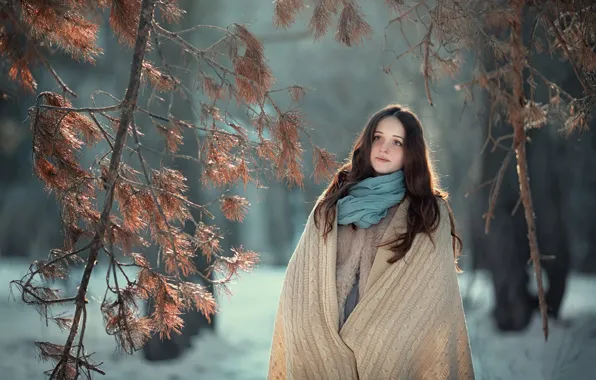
[
  {"xmin": 89, "ymin": 112, "xmax": 114, "ymax": 150},
  {"xmin": 37, "ymin": 103, "xmax": 121, "ymax": 113},
  {"xmin": 484, "ymin": 145, "xmax": 513, "ymax": 234},
  {"xmin": 422, "ymin": 23, "xmax": 434, "ymax": 106},
  {"xmin": 175, "ymin": 23, "xmax": 231, "ymax": 35},
  {"xmin": 385, "ymin": 1, "xmax": 427, "ymax": 30},
  {"xmin": 454, "ymin": 64, "xmax": 512, "ymax": 91},
  {"xmin": 117, "ymin": 172, "xmax": 209, "ymax": 213},
  {"xmin": 37, "ymin": 53, "xmax": 77, "ymax": 98},
  {"xmin": 38, "ymin": 243, "xmax": 93, "ymax": 278},
  {"xmin": 12, "ymin": 242, "xmax": 93, "ymax": 308},
  {"xmin": 36, "ymin": 51, "xmax": 78, "ymax": 98},
  {"xmin": 492, "ymin": 133, "xmax": 514, "ymax": 152},
  {"xmin": 153, "ymin": 22, "xmax": 269, "ymax": 96},
  {"xmin": 20, "ymin": 287, "xmax": 76, "ymax": 305},
  {"xmin": 525, "ymin": 64, "xmax": 576, "ymax": 101},
  {"xmin": 130, "ymin": 118, "xmax": 184, "ymax": 281},
  {"xmin": 384, "ymin": 41, "xmax": 425, "ymax": 71},
  {"xmin": 511, "ymin": 196, "xmax": 522, "ymax": 216},
  {"xmin": 464, "ymin": 178, "xmax": 494, "ymax": 198},
  {"xmin": 137, "ymin": 108, "xmax": 261, "ymax": 147}
]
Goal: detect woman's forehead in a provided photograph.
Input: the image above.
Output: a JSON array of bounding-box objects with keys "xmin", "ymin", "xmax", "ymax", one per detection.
[{"xmin": 375, "ymin": 117, "xmax": 405, "ymax": 135}]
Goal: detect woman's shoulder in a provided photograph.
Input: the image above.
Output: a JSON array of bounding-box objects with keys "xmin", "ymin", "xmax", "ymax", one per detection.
[
  {"xmin": 428, "ymin": 195, "xmax": 453, "ymax": 231},
  {"xmin": 436, "ymin": 196, "xmax": 451, "ymax": 213}
]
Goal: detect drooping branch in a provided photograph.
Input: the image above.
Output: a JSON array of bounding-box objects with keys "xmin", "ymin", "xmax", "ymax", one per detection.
[
  {"xmin": 50, "ymin": 1, "xmax": 157, "ymax": 378},
  {"xmin": 3, "ymin": 7, "xmax": 78, "ymax": 96}
]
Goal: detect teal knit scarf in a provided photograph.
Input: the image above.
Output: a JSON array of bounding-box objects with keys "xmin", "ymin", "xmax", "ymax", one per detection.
[{"xmin": 337, "ymin": 170, "xmax": 406, "ymax": 228}]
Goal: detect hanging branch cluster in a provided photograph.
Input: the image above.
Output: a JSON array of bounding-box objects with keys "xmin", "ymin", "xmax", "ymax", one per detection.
[
  {"xmin": 273, "ymin": 0, "xmax": 595, "ymax": 340},
  {"xmin": 5, "ymin": 0, "xmax": 339, "ymax": 379}
]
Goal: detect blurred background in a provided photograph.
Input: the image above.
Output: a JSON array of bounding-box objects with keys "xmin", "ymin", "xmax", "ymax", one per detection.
[{"xmin": 1, "ymin": 1, "xmax": 595, "ymax": 379}]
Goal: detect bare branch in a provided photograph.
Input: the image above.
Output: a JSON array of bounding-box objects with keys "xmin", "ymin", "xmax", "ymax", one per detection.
[
  {"xmin": 35, "ymin": 102, "xmax": 121, "ymax": 114},
  {"xmin": 509, "ymin": 0, "xmax": 548, "ymax": 340},
  {"xmin": 483, "ymin": 145, "xmax": 514, "ymax": 234},
  {"xmin": 422, "ymin": 23, "xmax": 434, "ymax": 106}
]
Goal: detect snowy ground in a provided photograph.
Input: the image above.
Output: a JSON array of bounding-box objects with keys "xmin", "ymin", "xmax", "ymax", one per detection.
[{"xmin": 1, "ymin": 261, "xmax": 596, "ymax": 380}]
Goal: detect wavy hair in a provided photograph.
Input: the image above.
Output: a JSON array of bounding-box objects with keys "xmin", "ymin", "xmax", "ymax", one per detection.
[{"xmin": 313, "ymin": 104, "xmax": 462, "ymax": 269}]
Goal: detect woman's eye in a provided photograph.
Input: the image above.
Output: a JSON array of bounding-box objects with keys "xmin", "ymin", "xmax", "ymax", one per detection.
[
  {"xmin": 373, "ymin": 135, "xmax": 380, "ymax": 141},
  {"xmin": 393, "ymin": 140, "xmax": 402, "ymax": 146}
]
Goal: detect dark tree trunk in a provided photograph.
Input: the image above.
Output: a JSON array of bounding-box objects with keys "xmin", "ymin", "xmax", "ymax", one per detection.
[
  {"xmin": 469, "ymin": 116, "xmax": 572, "ymax": 331},
  {"xmin": 573, "ymin": 107, "xmax": 596, "ymax": 274}
]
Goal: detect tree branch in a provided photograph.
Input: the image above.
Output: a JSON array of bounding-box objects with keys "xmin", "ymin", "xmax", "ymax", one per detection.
[
  {"xmin": 51, "ymin": 0, "xmax": 158, "ymax": 377},
  {"xmin": 483, "ymin": 145, "xmax": 513, "ymax": 234},
  {"xmin": 543, "ymin": 14, "xmax": 590, "ymax": 93},
  {"xmin": 510, "ymin": 0, "xmax": 548, "ymax": 341},
  {"xmin": 130, "ymin": 117, "xmax": 186, "ymax": 282},
  {"xmin": 36, "ymin": 103, "xmax": 121, "ymax": 113},
  {"xmin": 5, "ymin": 8, "xmax": 77, "ymax": 97},
  {"xmin": 422, "ymin": 23, "xmax": 434, "ymax": 106}
]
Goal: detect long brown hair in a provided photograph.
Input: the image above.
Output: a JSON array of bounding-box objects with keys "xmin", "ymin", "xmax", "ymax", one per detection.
[{"xmin": 313, "ymin": 104, "xmax": 462, "ymax": 269}]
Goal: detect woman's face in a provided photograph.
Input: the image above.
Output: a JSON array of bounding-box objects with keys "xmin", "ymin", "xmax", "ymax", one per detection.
[{"xmin": 370, "ymin": 116, "xmax": 406, "ymax": 176}]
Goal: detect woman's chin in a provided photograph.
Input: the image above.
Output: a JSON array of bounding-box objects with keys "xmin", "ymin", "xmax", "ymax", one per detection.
[
  {"xmin": 373, "ymin": 164, "xmax": 404, "ymax": 175},
  {"xmin": 372, "ymin": 167, "xmax": 393, "ymax": 176}
]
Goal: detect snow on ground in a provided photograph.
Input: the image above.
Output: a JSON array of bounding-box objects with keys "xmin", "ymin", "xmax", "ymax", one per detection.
[
  {"xmin": 460, "ymin": 272, "xmax": 596, "ymax": 380},
  {"xmin": 1, "ymin": 261, "xmax": 596, "ymax": 380}
]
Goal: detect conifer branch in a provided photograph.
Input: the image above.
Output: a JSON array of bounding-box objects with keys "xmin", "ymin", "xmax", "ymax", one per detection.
[
  {"xmin": 3, "ymin": 7, "xmax": 77, "ymax": 96},
  {"xmin": 50, "ymin": 1, "xmax": 157, "ymax": 377}
]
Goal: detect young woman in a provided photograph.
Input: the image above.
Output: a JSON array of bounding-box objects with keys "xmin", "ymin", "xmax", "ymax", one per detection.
[{"xmin": 268, "ymin": 105, "xmax": 474, "ymax": 379}]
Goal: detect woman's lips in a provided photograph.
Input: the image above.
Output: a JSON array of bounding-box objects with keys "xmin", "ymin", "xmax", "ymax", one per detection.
[{"xmin": 375, "ymin": 157, "xmax": 390, "ymax": 163}]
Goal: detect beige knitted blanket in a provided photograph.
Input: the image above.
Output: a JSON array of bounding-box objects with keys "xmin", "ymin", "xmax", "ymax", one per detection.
[{"xmin": 268, "ymin": 197, "xmax": 475, "ymax": 379}]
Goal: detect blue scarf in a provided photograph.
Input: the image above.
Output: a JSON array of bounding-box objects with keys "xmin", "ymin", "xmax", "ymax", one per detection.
[{"xmin": 337, "ymin": 170, "xmax": 406, "ymax": 228}]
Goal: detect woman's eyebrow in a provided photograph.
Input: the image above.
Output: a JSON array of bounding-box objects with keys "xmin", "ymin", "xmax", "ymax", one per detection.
[{"xmin": 375, "ymin": 131, "xmax": 404, "ymax": 139}]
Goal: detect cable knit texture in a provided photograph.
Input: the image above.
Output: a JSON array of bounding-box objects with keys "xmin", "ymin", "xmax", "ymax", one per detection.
[{"xmin": 267, "ymin": 197, "xmax": 475, "ymax": 380}]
